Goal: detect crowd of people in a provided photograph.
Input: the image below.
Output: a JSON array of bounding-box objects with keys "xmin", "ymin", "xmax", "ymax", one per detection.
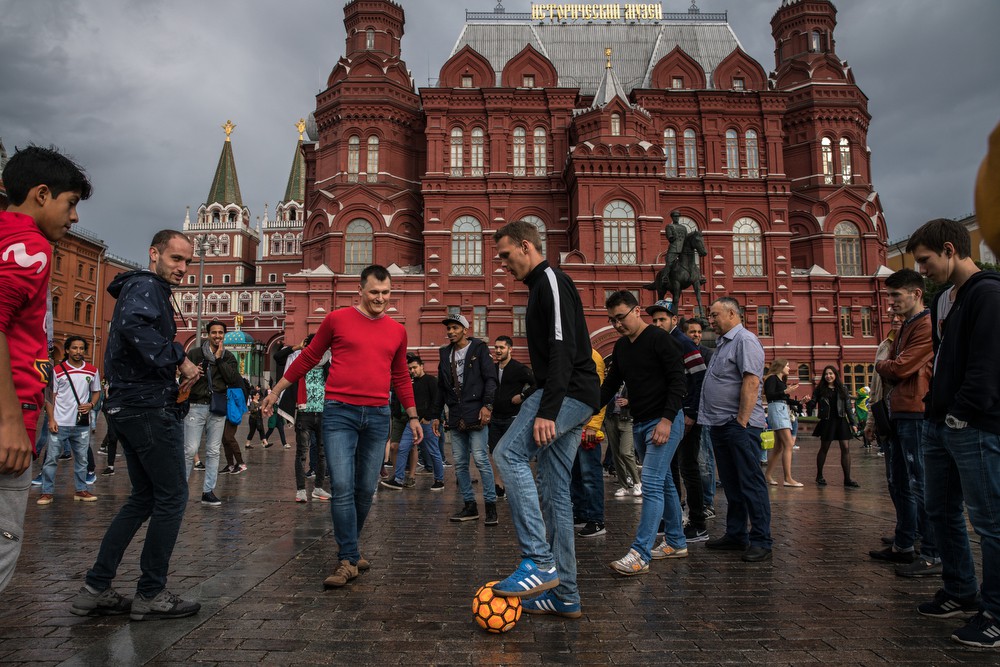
[{"xmin": 1, "ymin": 147, "xmax": 998, "ymax": 649}]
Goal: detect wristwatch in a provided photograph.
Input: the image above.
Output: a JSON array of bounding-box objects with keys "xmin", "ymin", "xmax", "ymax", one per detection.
[
  {"xmin": 945, "ymin": 414, "xmax": 968, "ymax": 430},
  {"xmin": 484, "ymin": 404, "xmax": 493, "ymax": 411}
]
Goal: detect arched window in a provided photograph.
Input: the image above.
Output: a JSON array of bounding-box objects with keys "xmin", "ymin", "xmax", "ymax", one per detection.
[
  {"xmin": 345, "ymin": 219, "xmax": 373, "ymax": 274},
  {"xmin": 271, "ymin": 233, "xmax": 283, "ymax": 256},
  {"xmin": 533, "ymin": 127, "xmax": 547, "ymax": 176},
  {"xmin": 725, "ymin": 129, "xmax": 739, "ymax": 178},
  {"xmin": 512, "ymin": 127, "xmax": 526, "ymax": 176},
  {"xmin": 683, "ymin": 129, "xmax": 698, "ymax": 177},
  {"xmin": 283, "ymin": 232, "xmax": 296, "ymax": 255},
  {"xmin": 471, "ymin": 127, "xmax": 485, "ymax": 177},
  {"xmin": 207, "ymin": 293, "xmax": 220, "ymax": 314},
  {"xmin": 678, "ymin": 216, "xmax": 699, "ymax": 235},
  {"xmin": 182, "ymin": 294, "xmax": 196, "ymax": 315},
  {"xmin": 746, "ymin": 130, "xmax": 760, "ymax": 178},
  {"xmin": 450, "ymin": 128, "xmax": 464, "ymax": 177},
  {"xmin": 839, "ymin": 137, "xmax": 852, "ymax": 184},
  {"xmin": 52, "ymin": 295, "xmax": 60, "ymax": 318},
  {"xmin": 451, "ymin": 216, "xmax": 483, "ymax": 276},
  {"xmin": 834, "ymin": 221, "xmax": 862, "ymax": 276},
  {"xmin": 239, "ymin": 292, "xmax": 252, "ymax": 314},
  {"xmin": 798, "ymin": 363, "xmax": 811, "ymax": 385},
  {"xmin": 273, "ymin": 293, "xmax": 284, "ymax": 313},
  {"xmin": 260, "ymin": 293, "xmax": 272, "ymax": 314},
  {"xmin": 821, "ymin": 137, "xmax": 834, "ymax": 184},
  {"xmin": 610, "ymin": 113, "xmax": 621, "ymax": 136},
  {"xmin": 347, "ymin": 135, "xmax": 360, "ymax": 182},
  {"xmin": 663, "ymin": 128, "xmax": 677, "ymax": 178},
  {"xmin": 219, "ymin": 294, "xmax": 230, "ymax": 314},
  {"xmin": 366, "ymin": 136, "xmax": 379, "ymax": 183},
  {"xmin": 366, "ymin": 28, "xmax": 375, "ymax": 50},
  {"xmin": 228, "ymin": 211, "xmax": 237, "ymax": 224},
  {"xmin": 521, "ymin": 215, "xmax": 547, "ymax": 255},
  {"xmin": 602, "ymin": 200, "xmax": 636, "ymax": 265},
  {"xmin": 218, "ymin": 234, "xmax": 230, "ymax": 255},
  {"xmin": 732, "ymin": 217, "xmax": 763, "ymax": 277},
  {"xmin": 212, "ymin": 209, "xmax": 221, "ymax": 223},
  {"xmin": 85, "ymin": 303, "xmax": 92, "ymax": 324}
]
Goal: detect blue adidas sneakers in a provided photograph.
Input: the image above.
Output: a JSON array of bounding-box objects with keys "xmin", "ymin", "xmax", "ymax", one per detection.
[
  {"xmin": 522, "ymin": 591, "xmax": 582, "ymax": 619},
  {"xmin": 492, "ymin": 558, "xmax": 560, "ymax": 597}
]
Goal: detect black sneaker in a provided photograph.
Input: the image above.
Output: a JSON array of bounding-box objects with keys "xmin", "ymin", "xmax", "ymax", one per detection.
[
  {"xmin": 219, "ymin": 465, "xmax": 232, "ymax": 475},
  {"xmin": 58, "ymin": 452, "xmax": 72, "ymax": 460},
  {"xmin": 895, "ymin": 559, "xmax": 943, "ymax": 578},
  {"xmin": 450, "ymin": 501, "xmax": 479, "ymax": 522},
  {"xmin": 130, "ymin": 589, "xmax": 201, "ymax": 621},
  {"xmin": 193, "ymin": 461, "xmax": 206, "ymax": 471},
  {"xmin": 573, "ymin": 516, "xmax": 587, "ymax": 528},
  {"xmin": 70, "ymin": 586, "xmax": 131, "ymax": 616},
  {"xmin": 704, "ymin": 506, "xmax": 716, "ymax": 519},
  {"xmin": 485, "ymin": 502, "xmax": 499, "ymax": 526},
  {"xmin": 201, "ymin": 492, "xmax": 222, "ymax": 506},
  {"xmin": 101, "ymin": 466, "xmax": 115, "ymax": 476},
  {"xmin": 578, "ymin": 521, "xmax": 606, "ymax": 537},
  {"xmin": 869, "ymin": 546, "xmax": 915, "ymax": 564},
  {"xmin": 495, "ymin": 485, "xmax": 506, "ymax": 499},
  {"xmin": 952, "ymin": 610, "xmax": 1000, "ymax": 648},
  {"xmin": 430, "ymin": 480, "xmax": 444, "ymax": 492},
  {"xmin": 918, "ymin": 589, "xmax": 981, "ymax": 618},
  {"xmin": 380, "ymin": 478, "xmax": 404, "ymax": 490},
  {"xmin": 305, "ymin": 469, "xmax": 316, "ymax": 479},
  {"xmin": 684, "ymin": 525, "xmax": 710, "ymax": 543}
]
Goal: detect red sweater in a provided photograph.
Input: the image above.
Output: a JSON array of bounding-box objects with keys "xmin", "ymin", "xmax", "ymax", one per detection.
[
  {"xmin": 0, "ymin": 212, "xmax": 52, "ymax": 446},
  {"xmin": 283, "ymin": 307, "xmax": 415, "ymax": 409}
]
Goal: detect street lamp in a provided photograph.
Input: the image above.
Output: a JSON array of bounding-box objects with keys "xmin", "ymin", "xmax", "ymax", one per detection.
[{"xmin": 193, "ymin": 234, "xmax": 219, "ymax": 345}]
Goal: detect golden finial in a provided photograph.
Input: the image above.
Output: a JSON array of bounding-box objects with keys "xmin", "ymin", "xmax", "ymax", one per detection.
[
  {"xmin": 296, "ymin": 118, "xmax": 306, "ymax": 141},
  {"xmin": 222, "ymin": 119, "xmax": 236, "ymax": 141},
  {"xmin": 605, "ymin": 47, "xmax": 612, "ymax": 69}
]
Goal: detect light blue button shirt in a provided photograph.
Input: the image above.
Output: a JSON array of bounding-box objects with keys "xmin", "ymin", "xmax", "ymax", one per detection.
[{"xmin": 697, "ymin": 323, "xmax": 767, "ymax": 428}]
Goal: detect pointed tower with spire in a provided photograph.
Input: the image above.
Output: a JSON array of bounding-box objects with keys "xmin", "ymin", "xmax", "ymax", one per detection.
[{"xmin": 258, "ymin": 120, "xmax": 308, "ymax": 290}]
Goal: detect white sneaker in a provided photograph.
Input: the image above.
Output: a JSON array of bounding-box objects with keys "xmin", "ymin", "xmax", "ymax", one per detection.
[
  {"xmin": 295, "ymin": 489, "xmax": 308, "ymax": 503},
  {"xmin": 311, "ymin": 487, "xmax": 332, "ymax": 500},
  {"xmin": 610, "ymin": 548, "xmax": 649, "ymax": 576},
  {"xmin": 632, "ymin": 483, "xmax": 643, "ymax": 497},
  {"xmin": 614, "ymin": 487, "xmax": 631, "ymax": 498}
]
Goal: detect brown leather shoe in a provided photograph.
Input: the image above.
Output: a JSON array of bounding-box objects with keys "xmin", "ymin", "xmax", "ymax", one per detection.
[
  {"xmin": 357, "ymin": 557, "xmax": 370, "ymax": 572},
  {"xmin": 74, "ymin": 491, "xmax": 98, "ymax": 502},
  {"xmin": 323, "ymin": 560, "xmax": 358, "ymax": 588}
]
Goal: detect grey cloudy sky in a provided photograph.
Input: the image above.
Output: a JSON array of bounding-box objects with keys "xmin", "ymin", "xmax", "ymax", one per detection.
[{"xmin": 2, "ymin": 0, "xmax": 997, "ymax": 262}]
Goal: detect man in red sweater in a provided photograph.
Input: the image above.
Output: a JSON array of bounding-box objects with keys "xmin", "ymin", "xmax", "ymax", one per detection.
[
  {"xmin": 0, "ymin": 145, "xmax": 91, "ymax": 593},
  {"xmin": 262, "ymin": 265, "xmax": 421, "ymax": 589}
]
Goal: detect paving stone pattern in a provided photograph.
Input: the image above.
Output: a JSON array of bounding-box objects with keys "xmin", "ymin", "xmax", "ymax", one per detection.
[{"xmin": 0, "ymin": 424, "xmax": 995, "ymax": 665}]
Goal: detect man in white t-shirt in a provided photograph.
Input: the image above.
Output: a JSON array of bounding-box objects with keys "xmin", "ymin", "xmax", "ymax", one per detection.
[{"xmin": 37, "ymin": 336, "xmax": 101, "ymax": 504}]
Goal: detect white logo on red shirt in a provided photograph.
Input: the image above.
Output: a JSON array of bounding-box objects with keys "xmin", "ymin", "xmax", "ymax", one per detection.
[{"xmin": 2, "ymin": 242, "xmax": 47, "ymax": 274}]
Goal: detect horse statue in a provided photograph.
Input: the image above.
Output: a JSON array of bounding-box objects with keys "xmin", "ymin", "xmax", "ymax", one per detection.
[{"xmin": 644, "ymin": 229, "xmax": 708, "ymax": 315}]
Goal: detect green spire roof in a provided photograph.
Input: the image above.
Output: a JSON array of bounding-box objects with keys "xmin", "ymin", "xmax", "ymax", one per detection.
[
  {"xmin": 206, "ymin": 136, "xmax": 244, "ymax": 207},
  {"xmin": 282, "ymin": 140, "xmax": 305, "ymax": 203}
]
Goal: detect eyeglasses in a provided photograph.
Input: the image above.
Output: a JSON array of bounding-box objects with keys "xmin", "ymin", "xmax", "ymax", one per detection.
[{"xmin": 608, "ymin": 306, "xmax": 637, "ymax": 325}]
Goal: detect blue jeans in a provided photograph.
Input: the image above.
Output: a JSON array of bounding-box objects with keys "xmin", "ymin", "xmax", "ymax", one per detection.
[
  {"xmin": 631, "ymin": 415, "xmax": 685, "ymax": 562},
  {"xmin": 890, "ymin": 419, "xmax": 937, "ymax": 559},
  {"xmin": 183, "ymin": 403, "xmax": 224, "ymax": 494},
  {"xmin": 323, "ymin": 399, "xmax": 390, "ymax": 564},
  {"xmin": 699, "ymin": 426, "xmax": 716, "ymax": 507},
  {"xmin": 924, "ymin": 422, "xmax": 1000, "ymax": 616},
  {"xmin": 451, "ymin": 427, "xmax": 496, "ymax": 503},
  {"xmin": 570, "ymin": 436, "xmax": 605, "ymax": 523},
  {"xmin": 86, "ymin": 406, "xmax": 188, "ymax": 597},
  {"xmin": 710, "ymin": 421, "xmax": 772, "ymax": 549},
  {"xmin": 495, "ymin": 390, "xmax": 593, "ymax": 604},
  {"xmin": 42, "ymin": 424, "xmax": 90, "ymax": 493},
  {"xmin": 395, "ymin": 422, "xmax": 442, "ymax": 483}
]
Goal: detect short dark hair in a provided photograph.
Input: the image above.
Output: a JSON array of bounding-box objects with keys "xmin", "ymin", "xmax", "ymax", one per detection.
[
  {"xmin": 494, "ymin": 220, "xmax": 542, "ymax": 250},
  {"xmin": 884, "ymin": 268, "xmax": 924, "ymax": 292},
  {"xmin": 681, "ymin": 318, "xmax": 704, "ymax": 333},
  {"xmin": 150, "ymin": 229, "xmax": 191, "ymax": 253},
  {"xmin": 407, "ymin": 355, "xmax": 423, "ymax": 365},
  {"xmin": 905, "ymin": 218, "xmax": 972, "ymax": 258},
  {"xmin": 605, "ymin": 290, "xmax": 638, "ymax": 310},
  {"xmin": 304, "ymin": 333, "xmax": 315, "ymax": 346},
  {"xmin": 1, "ymin": 145, "xmax": 92, "ymax": 205},
  {"xmin": 205, "ymin": 319, "xmax": 227, "ymax": 333},
  {"xmin": 360, "ymin": 264, "xmax": 390, "ymax": 286},
  {"xmin": 64, "ymin": 335, "xmax": 88, "ymax": 352},
  {"xmin": 494, "ymin": 335, "xmax": 514, "ymax": 347}
]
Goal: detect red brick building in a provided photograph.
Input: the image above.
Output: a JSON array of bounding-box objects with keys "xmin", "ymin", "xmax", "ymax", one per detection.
[{"xmin": 282, "ymin": 0, "xmax": 890, "ymax": 392}]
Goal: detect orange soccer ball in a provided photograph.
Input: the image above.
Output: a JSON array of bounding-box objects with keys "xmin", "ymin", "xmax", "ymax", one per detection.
[{"xmin": 472, "ymin": 581, "xmax": 522, "ymax": 633}]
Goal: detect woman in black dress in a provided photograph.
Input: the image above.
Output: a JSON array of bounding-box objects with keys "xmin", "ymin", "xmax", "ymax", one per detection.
[{"xmin": 813, "ymin": 365, "xmax": 859, "ymax": 487}]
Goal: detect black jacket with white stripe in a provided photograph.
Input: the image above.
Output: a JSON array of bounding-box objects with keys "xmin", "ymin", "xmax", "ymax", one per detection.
[{"xmin": 523, "ymin": 261, "xmax": 600, "ymax": 421}]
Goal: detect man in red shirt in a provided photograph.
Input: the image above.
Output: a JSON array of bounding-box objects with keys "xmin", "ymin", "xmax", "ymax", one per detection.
[
  {"xmin": 262, "ymin": 265, "xmax": 421, "ymax": 589},
  {"xmin": 0, "ymin": 146, "xmax": 91, "ymax": 594}
]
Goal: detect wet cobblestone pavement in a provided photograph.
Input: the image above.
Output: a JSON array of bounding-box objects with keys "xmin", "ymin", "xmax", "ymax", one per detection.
[{"xmin": 1, "ymin": 427, "xmax": 995, "ymax": 665}]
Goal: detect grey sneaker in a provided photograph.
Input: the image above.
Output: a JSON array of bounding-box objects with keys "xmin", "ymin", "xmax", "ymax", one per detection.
[
  {"xmin": 70, "ymin": 586, "xmax": 132, "ymax": 616},
  {"xmin": 130, "ymin": 589, "xmax": 201, "ymax": 621}
]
